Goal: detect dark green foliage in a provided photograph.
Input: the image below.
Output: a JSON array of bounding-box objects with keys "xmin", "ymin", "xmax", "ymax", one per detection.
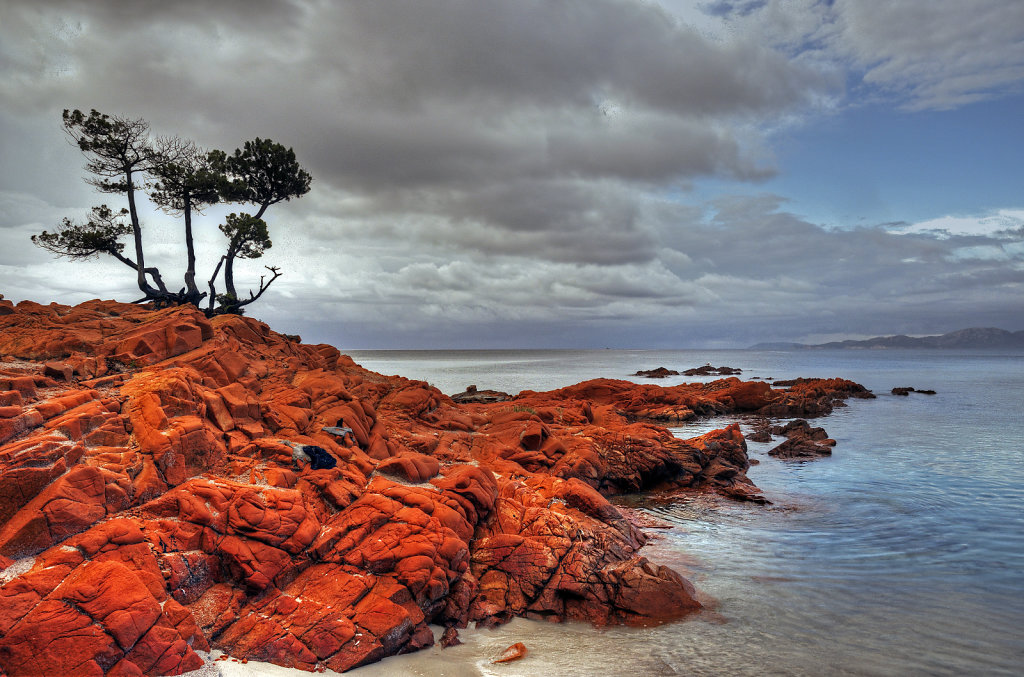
[
  {"xmin": 149, "ymin": 142, "xmax": 222, "ymax": 215},
  {"xmin": 61, "ymin": 109, "xmax": 158, "ymax": 190},
  {"xmin": 150, "ymin": 139, "xmax": 224, "ymax": 305},
  {"xmin": 31, "ymin": 205, "xmax": 132, "ymax": 259},
  {"xmin": 209, "ymin": 139, "xmax": 310, "ymax": 312},
  {"xmin": 220, "ymin": 213, "xmax": 272, "ymax": 259},
  {"xmin": 59, "ymin": 109, "xmax": 163, "ymax": 296},
  {"xmin": 213, "ymin": 138, "xmax": 312, "ymax": 217}
]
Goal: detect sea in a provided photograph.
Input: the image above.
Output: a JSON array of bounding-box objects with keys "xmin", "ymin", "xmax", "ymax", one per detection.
[{"xmin": 324, "ymin": 349, "xmax": 1024, "ymax": 677}]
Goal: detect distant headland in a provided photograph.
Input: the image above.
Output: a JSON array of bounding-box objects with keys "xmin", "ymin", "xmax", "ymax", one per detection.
[{"xmin": 750, "ymin": 327, "xmax": 1024, "ymax": 350}]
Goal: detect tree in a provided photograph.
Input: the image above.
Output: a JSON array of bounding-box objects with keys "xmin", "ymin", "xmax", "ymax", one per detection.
[
  {"xmin": 57, "ymin": 109, "xmax": 167, "ymax": 300},
  {"xmin": 33, "ymin": 109, "xmax": 311, "ymax": 315},
  {"xmin": 206, "ymin": 213, "xmax": 278, "ymax": 315},
  {"xmin": 208, "ymin": 138, "xmax": 311, "ymax": 312},
  {"xmin": 149, "ymin": 138, "xmax": 222, "ymax": 306}
]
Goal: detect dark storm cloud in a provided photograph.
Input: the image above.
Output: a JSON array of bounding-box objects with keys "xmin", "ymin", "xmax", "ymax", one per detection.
[
  {"xmin": 318, "ymin": 1, "xmax": 817, "ymax": 116},
  {"xmin": 4, "ymin": 0, "xmax": 824, "ymax": 170},
  {"xmin": 343, "ymin": 179, "xmax": 663, "ymax": 265},
  {"xmin": 1, "ymin": 0, "xmax": 826, "ymax": 263}
]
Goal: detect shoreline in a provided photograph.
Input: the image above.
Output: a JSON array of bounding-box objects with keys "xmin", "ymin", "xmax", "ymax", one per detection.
[{"xmin": 0, "ymin": 300, "xmax": 870, "ymax": 676}]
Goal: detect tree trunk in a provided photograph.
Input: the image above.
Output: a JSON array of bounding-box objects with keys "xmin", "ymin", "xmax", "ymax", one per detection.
[
  {"xmin": 125, "ymin": 168, "xmax": 152, "ymax": 295},
  {"xmin": 222, "ymin": 203, "xmax": 268, "ymax": 304},
  {"xmin": 208, "ymin": 255, "xmax": 226, "ymax": 313},
  {"xmin": 109, "ymin": 252, "xmax": 167, "ymax": 297},
  {"xmin": 224, "ymin": 241, "xmax": 239, "ymax": 300},
  {"xmin": 183, "ymin": 190, "xmax": 199, "ymax": 303}
]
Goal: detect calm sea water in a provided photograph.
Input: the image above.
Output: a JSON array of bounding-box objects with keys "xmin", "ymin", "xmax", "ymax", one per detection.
[{"xmin": 344, "ymin": 349, "xmax": 1024, "ymax": 676}]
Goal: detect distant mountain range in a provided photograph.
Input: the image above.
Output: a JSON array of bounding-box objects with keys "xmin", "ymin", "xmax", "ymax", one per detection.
[{"xmin": 750, "ymin": 328, "xmax": 1024, "ymax": 350}]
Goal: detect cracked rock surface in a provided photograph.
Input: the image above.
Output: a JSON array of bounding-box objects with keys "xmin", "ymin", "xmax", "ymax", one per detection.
[{"xmin": 0, "ymin": 299, "xmax": 869, "ymax": 675}]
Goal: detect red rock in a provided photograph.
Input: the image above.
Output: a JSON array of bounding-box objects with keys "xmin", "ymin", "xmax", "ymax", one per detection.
[
  {"xmin": 0, "ymin": 464, "xmax": 110, "ymax": 558},
  {"xmin": 0, "ymin": 391, "xmax": 23, "ymax": 407},
  {"xmin": 0, "ymin": 377, "xmax": 36, "ymax": 399},
  {"xmin": 492, "ymin": 642, "xmax": 528, "ymax": 663},
  {"xmin": 440, "ymin": 626, "xmax": 462, "ymax": 647},
  {"xmin": 376, "ymin": 452, "xmax": 440, "ymax": 483},
  {"xmin": 0, "ymin": 299, "xmax": 868, "ymax": 675}
]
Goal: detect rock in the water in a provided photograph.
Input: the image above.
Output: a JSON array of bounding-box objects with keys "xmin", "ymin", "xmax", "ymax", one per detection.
[
  {"xmin": 451, "ymin": 385, "xmax": 512, "ymax": 403},
  {"xmin": 746, "ymin": 429, "xmax": 772, "ymax": 442},
  {"xmin": 440, "ymin": 626, "xmax": 462, "ymax": 647},
  {"xmin": 634, "ymin": 367, "xmax": 680, "ymax": 378},
  {"xmin": 493, "ymin": 642, "xmax": 528, "ymax": 663},
  {"xmin": 768, "ymin": 436, "xmax": 833, "ymax": 459},
  {"xmin": 892, "ymin": 387, "xmax": 936, "ymax": 396},
  {"xmin": 746, "ymin": 418, "xmax": 774, "ymax": 443},
  {"xmin": 767, "ymin": 419, "xmax": 835, "ymax": 459},
  {"xmin": 683, "ymin": 364, "xmax": 742, "ymax": 376}
]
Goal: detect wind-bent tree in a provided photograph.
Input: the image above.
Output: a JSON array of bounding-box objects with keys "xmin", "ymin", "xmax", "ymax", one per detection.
[
  {"xmin": 207, "ymin": 139, "xmax": 311, "ymax": 313},
  {"xmin": 206, "ymin": 213, "xmax": 277, "ymax": 314},
  {"xmin": 52, "ymin": 109, "xmax": 168, "ymax": 300},
  {"xmin": 32, "ymin": 109, "xmax": 311, "ymax": 315}
]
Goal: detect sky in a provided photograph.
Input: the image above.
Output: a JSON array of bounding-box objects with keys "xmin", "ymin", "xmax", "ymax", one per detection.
[{"xmin": 1, "ymin": 0, "xmax": 1023, "ymax": 348}]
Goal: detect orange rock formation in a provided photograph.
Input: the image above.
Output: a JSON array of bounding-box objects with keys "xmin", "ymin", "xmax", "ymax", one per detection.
[{"xmin": 0, "ymin": 299, "xmax": 870, "ymax": 675}]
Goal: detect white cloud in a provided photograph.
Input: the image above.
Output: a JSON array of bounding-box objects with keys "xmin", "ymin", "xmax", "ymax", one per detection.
[
  {"xmin": 891, "ymin": 209, "xmax": 1024, "ymax": 238},
  {"xmin": 697, "ymin": 0, "xmax": 1024, "ymax": 111}
]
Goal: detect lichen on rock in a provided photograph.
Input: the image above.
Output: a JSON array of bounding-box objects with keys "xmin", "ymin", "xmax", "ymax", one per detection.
[{"xmin": 0, "ymin": 299, "xmax": 870, "ymax": 675}]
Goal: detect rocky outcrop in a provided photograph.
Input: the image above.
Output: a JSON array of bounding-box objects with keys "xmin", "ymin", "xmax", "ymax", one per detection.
[
  {"xmin": 892, "ymin": 387, "xmax": 936, "ymax": 396},
  {"xmin": 0, "ymin": 299, "xmax": 868, "ymax": 675},
  {"xmin": 767, "ymin": 419, "xmax": 836, "ymax": 459},
  {"xmin": 759, "ymin": 377, "xmax": 875, "ymax": 417},
  {"xmin": 633, "ymin": 365, "xmax": 742, "ymax": 378},
  {"xmin": 745, "ymin": 417, "xmax": 774, "ymax": 443},
  {"xmin": 512, "ymin": 375, "xmax": 872, "ymax": 425},
  {"xmin": 682, "ymin": 364, "xmax": 741, "ymax": 376},
  {"xmin": 633, "ymin": 367, "xmax": 680, "ymax": 378},
  {"xmin": 450, "ymin": 385, "xmax": 511, "ymax": 404}
]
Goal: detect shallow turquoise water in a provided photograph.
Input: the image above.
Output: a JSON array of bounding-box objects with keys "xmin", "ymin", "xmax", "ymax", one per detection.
[{"xmin": 346, "ymin": 349, "xmax": 1024, "ymax": 676}]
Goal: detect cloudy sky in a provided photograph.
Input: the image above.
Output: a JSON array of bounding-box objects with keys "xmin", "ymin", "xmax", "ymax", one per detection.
[{"xmin": 1, "ymin": 0, "xmax": 1023, "ymax": 348}]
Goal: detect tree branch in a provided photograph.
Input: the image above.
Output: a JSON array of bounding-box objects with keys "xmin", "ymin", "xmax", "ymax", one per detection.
[
  {"xmin": 207, "ymin": 255, "xmax": 226, "ymax": 313},
  {"xmin": 230, "ymin": 266, "xmax": 282, "ymax": 312}
]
